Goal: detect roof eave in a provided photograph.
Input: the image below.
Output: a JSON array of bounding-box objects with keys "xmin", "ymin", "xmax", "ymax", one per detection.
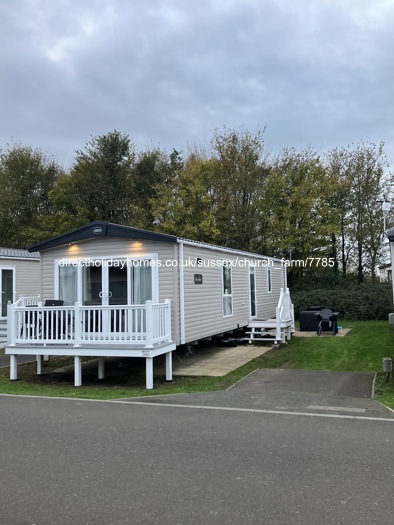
[{"xmin": 28, "ymin": 221, "xmax": 177, "ymax": 252}]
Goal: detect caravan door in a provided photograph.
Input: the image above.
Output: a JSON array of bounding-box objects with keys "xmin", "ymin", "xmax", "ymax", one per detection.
[{"xmin": 0, "ymin": 268, "xmax": 15, "ymax": 319}]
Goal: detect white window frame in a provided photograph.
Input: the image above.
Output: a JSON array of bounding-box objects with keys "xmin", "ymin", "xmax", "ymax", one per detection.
[
  {"xmin": 249, "ymin": 265, "xmax": 257, "ymax": 319},
  {"xmin": 222, "ymin": 261, "xmax": 233, "ymax": 317},
  {"xmin": 267, "ymin": 267, "xmax": 272, "ymax": 293},
  {"xmin": 54, "ymin": 254, "xmax": 159, "ymax": 304}
]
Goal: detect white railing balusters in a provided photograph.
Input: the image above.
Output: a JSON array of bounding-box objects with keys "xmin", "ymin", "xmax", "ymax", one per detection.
[{"xmin": 9, "ymin": 300, "xmax": 172, "ymax": 347}]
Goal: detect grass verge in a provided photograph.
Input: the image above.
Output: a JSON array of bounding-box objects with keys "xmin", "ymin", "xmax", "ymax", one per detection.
[{"xmin": 1, "ymin": 320, "xmax": 393, "ymax": 406}]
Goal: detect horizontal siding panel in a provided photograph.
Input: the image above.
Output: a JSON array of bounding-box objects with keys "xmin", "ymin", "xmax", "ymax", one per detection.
[
  {"xmin": 256, "ymin": 263, "xmax": 286, "ymax": 319},
  {"xmin": 1, "ymin": 259, "xmax": 41, "ymax": 299},
  {"xmin": 182, "ymin": 245, "xmax": 255, "ymax": 342}
]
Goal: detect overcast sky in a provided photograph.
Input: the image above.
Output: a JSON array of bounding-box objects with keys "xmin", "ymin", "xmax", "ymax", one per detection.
[{"xmin": 1, "ymin": 0, "xmax": 394, "ymax": 168}]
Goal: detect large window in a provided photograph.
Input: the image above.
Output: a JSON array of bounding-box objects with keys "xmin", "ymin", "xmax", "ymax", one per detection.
[
  {"xmin": 57, "ymin": 257, "xmax": 157, "ymax": 305},
  {"xmin": 131, "ymin": 265, "xmax": 152, "ymax": 304},
  {"xmin": 59, "ymin": 265, "xmax": 78, "ymax": 305},
  {"xmin": 222, "ymin": 263, "xmax": 233, "ymax": 317}
]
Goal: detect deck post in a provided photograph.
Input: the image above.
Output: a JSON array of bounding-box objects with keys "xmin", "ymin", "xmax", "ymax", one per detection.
[
  {"xmin": 73, "ymin": 302, "xmax": 81, "ymax": 347},
  {"xmin": 275, "ymin": 306, "xmax": 282, "ymax": 343},
  {"xmin": 74, "ymin": 356, "xmax": 82, "ymax": 386},
  {"xmin": 146, "ymin": 357, "xmax": 153, "ymax": 389},
  {"xmin": 145, "ymin": 301, "xmax": 153, "ymax": 348},
  {"xmin": 98, "ymin": 357, "xmax": 105, "ymax": 380},
  {"xmin": 7, "ymin": 301, "xmax": 16, "ymax": 346},
  {"xmin": 36, "ymin": 355, "xmax": 44, "ymax": 375},
  {"xmin": 165, "ymin": 299, "xmax": 171, "ymax": 342},
  {"xmin": 10, "ymin": 355, "xmax": 18, "ymax": 380},
  {"xmin": 165, "ymin": 351, "xmax": 172, "ymax": 381}
]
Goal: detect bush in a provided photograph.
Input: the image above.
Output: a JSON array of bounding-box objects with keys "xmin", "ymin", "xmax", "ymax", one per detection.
[{"xmin": 291, "ymin": 282, "xmax": 393, "ymax": 321}]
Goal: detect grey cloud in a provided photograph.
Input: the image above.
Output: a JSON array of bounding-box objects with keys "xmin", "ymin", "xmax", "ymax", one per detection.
[{"xmin": 1, "ymin": 0, "xmax": 394, "ymax": 166}]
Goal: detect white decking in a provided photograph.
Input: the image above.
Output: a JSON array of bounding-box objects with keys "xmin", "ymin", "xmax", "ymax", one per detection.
[{"xmin": 4, "ymin": 298, "xmax": 175, "ymax": 389}]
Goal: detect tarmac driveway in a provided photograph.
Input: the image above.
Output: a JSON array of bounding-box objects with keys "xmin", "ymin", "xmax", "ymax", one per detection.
[{"xmin": 122, "ymin": 368, "xmax": 394, "ymax": 419}]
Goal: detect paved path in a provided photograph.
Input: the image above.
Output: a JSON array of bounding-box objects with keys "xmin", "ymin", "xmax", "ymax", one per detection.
[
  {"xmin": 170, "ymin": 343, "xmax": 271, "ymax": 376},
  {"xmin": 123, "ymin": 368, "xmax": 394, "ymax": 419}
]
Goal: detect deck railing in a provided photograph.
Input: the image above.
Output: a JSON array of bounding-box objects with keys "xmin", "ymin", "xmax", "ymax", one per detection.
[
  {"xmin": 275, "ymin": 287, "xmax": 295, "ymax": 341},
  {"xmin": 7, "ymin": 299, "xmax": 172, "ymax": 348}
]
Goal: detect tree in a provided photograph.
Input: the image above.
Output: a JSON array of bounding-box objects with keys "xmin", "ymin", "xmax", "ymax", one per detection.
[
  {"xmin": 67, "ymin": 130, "xmax": 136, "ymax": 223},
  {"xmin": 326, "ymin": 142, "xmax": 391, "ymax": 282},
  {"xmin": 209, "ymin": 126, "xmax": 268, "ymax": 252},
  {"xmin": 325, "ymin": 147, "xmax": 353, "ymax": 276},
  {"xmin": 131, "ymin": 148, "xmax": 183, "ymax": 229},
  {"xmin": 0, "ymin": 143, "xmax": 62, "ymax": 247},
  {"xmin": 263, "ymin": 147, "xmax": 337, "ymax": 269},
  {"xmin": 151, "ymin": 153, "xmax": 219, "ymax": 242}
]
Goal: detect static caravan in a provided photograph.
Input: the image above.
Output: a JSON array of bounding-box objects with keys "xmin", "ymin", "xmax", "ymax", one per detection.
[
  {"xmin": 5, "ymin": 221, "xmax": 293, "ymax": 388},
  {"xmin": 0, "ymin": 248, "xmax": 40, "ymax": 342}
]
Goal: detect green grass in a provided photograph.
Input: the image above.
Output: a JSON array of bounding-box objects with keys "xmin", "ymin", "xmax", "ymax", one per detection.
[
  {"xmin": 0, "ymin": 354, "xmax": 261, "ymax": 400},
  {"xmin": 256, "ymin": 321, "xmax": 394, "ymax": 372},
  {"xmin": 1, "ymin": 320, "xmax": 394, "ymax": 408}
]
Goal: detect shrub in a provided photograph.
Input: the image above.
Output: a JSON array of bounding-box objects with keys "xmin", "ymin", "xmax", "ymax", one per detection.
[{"xmin": 291, "ymin": 283, "xmax": 393, "ymax": 321}]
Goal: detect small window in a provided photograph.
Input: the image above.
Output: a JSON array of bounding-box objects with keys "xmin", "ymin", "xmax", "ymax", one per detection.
[
  {"xmin": 267, "ymin": 268, "xmax": 272, "ymax": 293},
  {"xmin": 249, "ymin": 266, "xmax": 256, "ymax": 318},
  {"xmin": 222, "ymin": 263, "xmax": 233, "ymax": 316}
]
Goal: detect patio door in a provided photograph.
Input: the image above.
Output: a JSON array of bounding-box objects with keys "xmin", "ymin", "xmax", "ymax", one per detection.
[
  {"xmin": 82, "ymin": 261, "xmax": 154, "ymax": 335},
  {"xmin": 0, "ymin": 268, "xmax": 15, "ymax": 319},
  {"xmin": 82, "ymin": 263, "xmax": 153, "ymax": 306}
]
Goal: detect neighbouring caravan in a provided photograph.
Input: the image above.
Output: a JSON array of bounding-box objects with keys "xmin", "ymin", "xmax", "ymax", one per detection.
[
  {"xmin": 0, "ymin": 248, "xmax": 40, "ymax": 343},
  {"xmin": 0, "ymin": 248, "xmax": 40, "ymax": 319},
  {"xmin": 5, "ymin": 221, "xmax": 293, "ymax": 388}
]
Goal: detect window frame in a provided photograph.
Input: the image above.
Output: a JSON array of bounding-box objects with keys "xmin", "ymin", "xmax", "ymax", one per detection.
[
  {"xmin": 267, "ymin": 267, "xmax": 272, "ymax": 293},
  {"xmin": 222, "ymin": 261, "xmax": 233, "ymax": 317}
]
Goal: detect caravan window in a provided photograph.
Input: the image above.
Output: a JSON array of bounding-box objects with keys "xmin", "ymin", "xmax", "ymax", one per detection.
[
  {"xmin": 222, "ymin": 262, "xmax": 233, "ymax": 316},
  {"xmin": 59, "ymin": 265, "xmax": 78, "ymax": 305}
]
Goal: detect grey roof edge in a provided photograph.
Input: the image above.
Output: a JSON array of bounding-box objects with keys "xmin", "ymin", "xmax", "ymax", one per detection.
[
  {"xmin": 28, "ymin": 221, "xmax": 178, "ymax": 252},
  {"xmin": 177, "ymin": 238, "xmax": 284, "ymax": 262},
  {"xmin": 0, "ymin": 248, "xmax": 40, "ymax": 259},
  {"xmin": 26, "ymin": 221, "xmax": 280, "ymax": 262}
]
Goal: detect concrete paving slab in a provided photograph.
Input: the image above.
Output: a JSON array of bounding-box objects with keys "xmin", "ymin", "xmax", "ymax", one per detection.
[
  {"xmin": 48, "ymin": 343, "xmax": 273, "ymax": 381},
  {"xmin": 169, "ymin": 344, "xmax": 272, "ymax": 376}
]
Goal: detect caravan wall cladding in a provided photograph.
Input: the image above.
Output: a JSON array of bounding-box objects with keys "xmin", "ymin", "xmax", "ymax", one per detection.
[
  {"xmin": 40, "ymin": 237, "xmax": 286, "ymax": 346},
  {"xmin": 0, "ymin": 255, "xmax": 41, "ymax": 319},
  {"xmin": 180, "ymin": 242, "xmax": 285, "ymax": 344}
]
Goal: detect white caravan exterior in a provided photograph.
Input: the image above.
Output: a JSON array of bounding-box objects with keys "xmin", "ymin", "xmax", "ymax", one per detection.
[{"xmin": 5, "ymin": 222, "xmax": 291, "ymax": 388}]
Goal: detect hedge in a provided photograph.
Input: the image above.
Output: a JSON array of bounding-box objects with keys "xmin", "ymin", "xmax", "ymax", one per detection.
[{"xmin": 291, "ymin": 283, "xmax": 393, "ymax": 321}]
